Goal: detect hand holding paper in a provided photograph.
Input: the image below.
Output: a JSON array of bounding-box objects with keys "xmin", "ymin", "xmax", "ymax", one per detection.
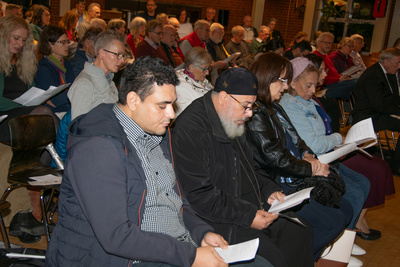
[{"xmin": 214, "ymin": 238, "xmax": 259, "ymax": 264}]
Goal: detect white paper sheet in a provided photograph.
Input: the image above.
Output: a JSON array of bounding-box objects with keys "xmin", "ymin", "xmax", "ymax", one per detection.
[
  {"xmin": 0, "ymin": 115, "xmax": 8, "ymax": 124},
  {"xmin": 13, "ymin": 83, "xmax": 70, "ymax": 106},
  {"xmin": 28, "ymin": 174, "xmax": 62, "ymax": 186},
  {"xmin": 318, "ymin": 143, "xmax": 357, "ymax": 164},
  {"xmin": 268, "ymin": 187, "xmax": 313, "ymax": 213},
  {"xmin": 214, "ymin": 238, "xmax": 259, "ymax": 264},
  {"xmin": 222, "ymin": 52, "xmax": 240, "ymax": 63},
  {"xmin": 342, "ymin": 118, "xmax": 376, "ymax": 146}
]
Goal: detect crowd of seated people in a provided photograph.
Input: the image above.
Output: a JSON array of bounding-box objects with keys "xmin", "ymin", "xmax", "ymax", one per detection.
[{"xmin": 1, "ymin": 1, "xmax": 399, "ymax": 266}]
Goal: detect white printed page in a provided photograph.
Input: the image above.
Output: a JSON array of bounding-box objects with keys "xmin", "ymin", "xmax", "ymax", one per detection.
[
  {"xmin": 28, "ymin": 174, "xmax": 62, "ymax": 185},
  {"xmin": 223, "ymin": 52, "xmax": 240, "ymax": 63},
  {"xmin": 268, "ymin": 187, "xmax": 313, "ymax": 213},
  {"xmin": 318, "ymin": 143, "xmax": 357, "ymax": 164},
  {"xmin": 343, "ymin": 118, "xmax": 376, "ymax": 145},
  {"xmin": 214, "ymin": 238, "xmax": 259, "ymax": 264},
  {"xmin": 13, "ymin": 87, "xmax": 44, "ymax": 106}
]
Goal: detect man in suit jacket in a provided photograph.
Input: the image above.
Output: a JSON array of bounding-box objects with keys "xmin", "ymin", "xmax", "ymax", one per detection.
[{"xmin": 353, "ymin": 47, "xmax": 400, "ymax": 172}]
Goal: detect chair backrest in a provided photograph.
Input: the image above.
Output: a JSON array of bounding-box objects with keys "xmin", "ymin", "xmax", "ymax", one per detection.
[{"xmin": 8, "ymin": 115, "xmax": 56, "ymax": 151}]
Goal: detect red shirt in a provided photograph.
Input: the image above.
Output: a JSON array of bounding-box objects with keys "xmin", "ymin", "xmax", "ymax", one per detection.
[{"xmin": 314, "ymin": 50, "xmax": 340, "ymax": 85}]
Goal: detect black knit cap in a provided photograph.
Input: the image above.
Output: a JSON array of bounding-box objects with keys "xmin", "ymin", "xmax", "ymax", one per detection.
[{"xmin": 214, "ymin": 68, "xmax": 258, "ymax": 95}]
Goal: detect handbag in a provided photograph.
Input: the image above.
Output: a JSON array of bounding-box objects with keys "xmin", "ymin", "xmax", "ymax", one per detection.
[
  {"xmin": 287, "ymin": 163, "xmax": 346, "ymax": 208},
  {"xmin": 316, "ymin": 229, "xmax": 356, "ymax": 267}
]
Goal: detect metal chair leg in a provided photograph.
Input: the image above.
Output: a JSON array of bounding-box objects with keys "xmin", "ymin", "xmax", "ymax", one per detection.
[{"xmin": 1, "ymin": 183, "xmax": 23, "ymax": 201}]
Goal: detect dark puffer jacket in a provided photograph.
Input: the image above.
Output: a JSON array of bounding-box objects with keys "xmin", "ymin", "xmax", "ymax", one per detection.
[{"xmin": 45, "ymin": 103, "xmax": 212, "ymax": 267}]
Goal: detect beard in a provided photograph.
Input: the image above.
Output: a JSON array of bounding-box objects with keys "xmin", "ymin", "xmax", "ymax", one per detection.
[{"xmin": 219, "ymin": 114, "xmax": 247, "ymax": 139}]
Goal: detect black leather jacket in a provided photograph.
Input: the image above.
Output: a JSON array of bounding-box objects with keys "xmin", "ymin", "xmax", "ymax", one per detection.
[{"xmin": 246, "ymin": 101, "xmax": 313, "ymax": 183}]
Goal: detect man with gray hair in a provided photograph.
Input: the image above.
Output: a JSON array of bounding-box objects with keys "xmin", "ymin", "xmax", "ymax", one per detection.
[
  {"xmin": 313, "ymin": 31, "xmax": 357, "ymax": 99},
  {"xmin": 78, "ymin": 2, "xmax": 101, "ymax": 38},
  {"xmin": 353, "ymin": 47, "xmax": 400, "ymax": 174},
  {"xmin": 250, "ymin": 26, "xmax": 270, "ymax": 54},
  {"xmin": 225, "ymin": 25, "xmax": 249, "ymax": 65},
  {"xmin": 178, "ymin": 19, "xmax": 210, "ymax": 56},
  {"xmin": 161, "ymin": 24, "xmax": 183, "ymax": 68},
  {"xmin": 68, "ymin": 30, "xmax": 126, "ymax": 120},
  {"xmin": 350, "ymin": 34, "xmax": 367, "ymax": 72}
]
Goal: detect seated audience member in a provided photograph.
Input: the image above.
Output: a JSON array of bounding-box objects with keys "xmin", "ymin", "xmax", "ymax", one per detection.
[
  {"xmin": 46, "ymin": 57, "xmax": 238, "ymax": 267},
  {"xmin": 225, "ymin": 25, "xmax": 250, "ymax": 65},
  {"xmin": 177, "ymin": 7, "xmax": 192, "ymax": 39},
  {"xmin": 350, "ymin": 34, "xmax": 367, "ymax": 72},
  {"xmin": 311, "ymin": 31, "xmax": 322, "ymax": 51},
  {"xmin": 246, "ymin": 53, "xmax": 352, "ymax": 260},
  {"xmin": 35, "ymin": 25, "xmax": 76, "ymax": 113},
  {"xmin": 108, "ymin": 19, "xmax": 133, "ymax": 61},
  {"xmin": 69, "ymin": 27, "xmax": 102, "ymax": 77},
  {"xmin": 139, "ymin": 0, "xmax": 157, "ymax": 22},
  {"xmin": 206, "ymin": 23, "xmax": 228, "ymax": 62},
  {"xmin": 279, "ymin": 57, "xmax": 370, "ymax": 245},
  {"xmin": 172, "ymin": 67, "xmax": 314, "ymax": 267},
  {"xmin": 288, "ymin": 31, "xmax": 308, "ymax": 49},
  {"xmin": 266, "ymin": 18, "xmax": 282, "ymax": 41},
  {"xmin": 353, "ymin": 48, "xmax": 400, "ymax": 173},
  {"xmin": 256, "ymin": 38, "xmax": 285, "ymax": 57},
  {"xmin": 329, "ymin": 37, "xmax": 355, "ymax": 74},
  {"xmin": 313, "ymin": 32, "xmax": 357, "ymax": 100},
  {"xmin": 156, "ymin": 12, "xmax": 169, "ymax": 25},
  {"xmin": 126, "ymin": 16, "xmax": 146, "ymax": 56},
  {"xmin": 89, "ymin": 17, "xmax": 106, "ymax": 31},
  {"xmin": 305, "ymin": 53, "xmax": 341, "ymax": 133},
  {"xmin": 205, "ymin": 7, "xmax": 216, "ymax": 24},
  {"xmin": 174, "ymin": 47, "xmax": 213, "ymax": 116},
  {"xmin": 77, "ymin": 2, "xmax": 101, "ymax": 38},
  {"xmin": 242, "ymin": 15, "xmax": 257, "ymax": 45},
  {"xmin": 0, "ymin": 16, "xmax": 59, "ymax": 241},
  {"xmin": 178, "ymin": 19, "xmax": 210, "ymax": 56},
  {"xmin": 59, "ymin": 10, "xmax": 78, "ymax": 42},
  {"xmin": 161, "ymin": 24, "xmax": 183, "ymax": 68},
  {"xmin": 168, "ymin": 16, "xmax": 179, "ymax": 32},
  {"xmin": 250, "ymin": 25, "xmax": 270, "ymax": 54},
  {"xmin": 72, "ymin": 0, "xmax": 88, "ymax": 31},
  {"xmin": 29, "ymin": 5, "xmax": 51, "ymax": 41},
  {"xmin": 68, "ymin": 30, "xmax": 124, "ymax": 120},
  {"xmin": 283, "ymin": 40, "xmax": 312, "ymax": 60},
  {"xmin": 5, "ymin": 3, "xmax": 22, "ymax": 17},
  {"xmin": 135, "ymin": 19, "xmax": 169, "ymax": 64}
]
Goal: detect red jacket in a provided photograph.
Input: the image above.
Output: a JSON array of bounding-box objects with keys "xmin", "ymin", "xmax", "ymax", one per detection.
[{"xmin": 177, "ymin": 31, "xmax": 205, "ymax": 59}]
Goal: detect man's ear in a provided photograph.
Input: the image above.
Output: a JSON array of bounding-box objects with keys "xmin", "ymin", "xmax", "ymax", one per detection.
[
  {"xmin": 218, "ymin": 91, "xmax": 229, "ymax": 105},
  {"xmin": 126, "ymin": 91, "xmax": 141, "ymax": 111}
]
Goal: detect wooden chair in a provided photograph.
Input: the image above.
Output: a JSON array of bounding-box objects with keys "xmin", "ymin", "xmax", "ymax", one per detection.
[
  {"xmin": 0, "ymin": 200, "xmax": 11, "ymax": 248},
  {"xmin": 376, "ymin": 130, "xmax": 398, "ymax": 160},
  {"xmin": 1, "ymin": 115, "xmax": 62, "ymax": 242}
]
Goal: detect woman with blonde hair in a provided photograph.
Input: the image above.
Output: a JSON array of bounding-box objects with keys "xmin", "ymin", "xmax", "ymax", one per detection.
[
  {"xmin": 59, "ymin": 10, "xmax": 78, "ymax": 42},
  {"xmin": 0, "ymin": 15, "xmax": 58, "ymax": 142},
  {"xmin": 289, "ymin": 31, "xmax": 308, "ymax": 48},
  {"xmin": 29, "ymin": 5, "xmax": 51, "ymax": 41},
  {"xmin": 126, "ymin": 16, "xmax": 146, "ymax": 56},
  {"xmin": 0, "ymin": 16, "xmax": 59, "ymax": 242}
]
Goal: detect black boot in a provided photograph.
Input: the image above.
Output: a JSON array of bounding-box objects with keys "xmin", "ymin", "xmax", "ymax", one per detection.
[{"xmin": 9, "ymin": 210, "xmax": 45, "ymax": 236}]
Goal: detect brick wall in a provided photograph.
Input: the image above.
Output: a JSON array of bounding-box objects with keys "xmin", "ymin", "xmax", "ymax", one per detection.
[{"xmin": 262, "ymin": 0, "xmax": 307, "ymax": 48}]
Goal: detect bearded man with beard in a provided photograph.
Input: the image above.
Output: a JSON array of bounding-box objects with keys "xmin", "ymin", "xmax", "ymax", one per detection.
[{"xmin": 171, "ymin": 68, "xmax": 314, "ymax": 267}]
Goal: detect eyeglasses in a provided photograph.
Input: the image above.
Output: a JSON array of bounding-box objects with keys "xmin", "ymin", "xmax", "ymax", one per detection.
[
  {"xmin": 229, "ymin": 94, "xmax": 259, "ymax": 112},
  {"xmin": 103, "ymin": 49, "xmax": 127, "ymax": 60},
  {"xmin": 278, "ymin": 78, "xmax": 288, "ymax": 85},
  {"xmin": 151, "ymin": 31, "xmax": 164, "ymax": 36},
  {"xmin": 194, "ymin": 65, "xmax": 212, "ymax": 73}
]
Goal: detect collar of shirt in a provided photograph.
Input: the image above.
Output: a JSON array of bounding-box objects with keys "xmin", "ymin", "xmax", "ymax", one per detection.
[
  {"xmin": 145, "ymin": 36, "xmax": 159, "ymax": 50},
  {"xmin": 113, "ymin": 104, "xmax": 162, "ymax": 150}
]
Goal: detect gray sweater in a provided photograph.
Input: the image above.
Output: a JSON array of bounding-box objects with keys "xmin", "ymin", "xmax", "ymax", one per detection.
[{"xmin": 68, "ymin": 62, "xmax": 118, "ymax": 120}]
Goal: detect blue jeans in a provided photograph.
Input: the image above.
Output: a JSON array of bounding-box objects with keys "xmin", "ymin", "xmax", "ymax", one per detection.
[
  {"xmin": 134, "ymin": 255, "xmax": 273, "ymax": 266},
  {"xmin": 281, "ymin": 183, "xmax": 353, "ymax": 261},
  {"xmin": 325, "ymin": 78, "xmax": 358, "ymax": 100},
  {"xmin": 338, "ymin": 163, "xmax": 370, "ymax": 229}
]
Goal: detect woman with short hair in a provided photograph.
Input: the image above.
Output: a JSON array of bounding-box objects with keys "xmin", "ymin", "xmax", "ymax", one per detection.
[
  {"xmin": 329, "ymin": 37, "xmax": 355, "ymax": 74},
  {"xmin": 174, "ymin": 47, "xmax": 213, "ymax": 116},
  {"xmin": 35, "ymin": 25, "xmax": 76, "ymax": 112}
]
